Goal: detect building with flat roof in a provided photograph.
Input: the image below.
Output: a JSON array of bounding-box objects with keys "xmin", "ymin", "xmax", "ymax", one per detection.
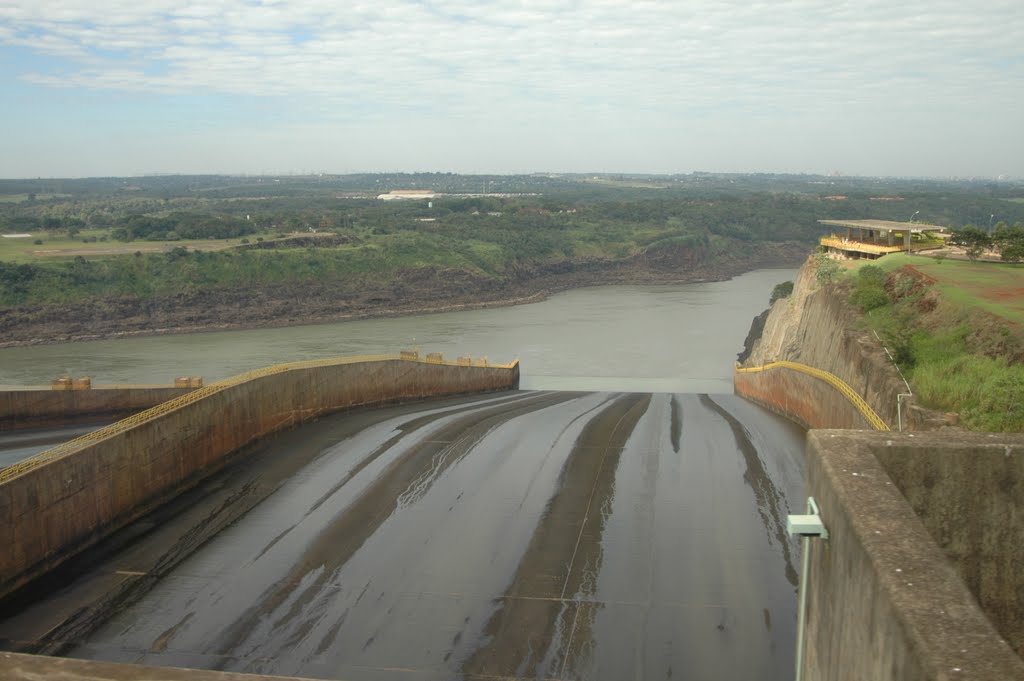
[
  {"xmin": 818, "ymin": 219, "xmax": 947, "ymax": 260},
  {"xmin": 376, "ymin": 190, "xmax": 437, "ymax": 201}
]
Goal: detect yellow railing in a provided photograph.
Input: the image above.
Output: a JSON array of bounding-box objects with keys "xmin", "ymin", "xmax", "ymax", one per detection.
[
  {"xmin": 820, "ymin": 236, "xmax": 905, "ymax": 255},
  {"xmin": 736, "ymin": 360, "xmax": 890, "ymax": 431},
  {"xmin": 0, "ymin": 353, "xmax": 518, "ymax": 485}
]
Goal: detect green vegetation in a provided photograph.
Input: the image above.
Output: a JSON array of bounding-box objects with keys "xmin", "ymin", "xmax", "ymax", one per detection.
[
  {"xmin": 769, "ymin": 280, "xmax": 794, "ymax": 305},
  {"xmin": 848, "ymin": 264, "xmax": 889, "ymax": 312},
  {"xmin": 812, "ymin": 252, "xmax": 842, "ymax": 284},
  {"xmin": 844, "ymin": 256, "xmax": 1024, "ymax": 431},
  {"xmin": 875, "ymin": 253, "xmax": 1024, "ymax": 324},
  {"xmin": 949, "ymin": 222, "xmax": 1024, "ymax": 262}
]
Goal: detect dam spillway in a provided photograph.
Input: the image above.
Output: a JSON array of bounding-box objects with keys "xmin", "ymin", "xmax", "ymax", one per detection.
[{"xmin": 0, "ymin": 389, "xmax": 805, "ymax": 681}]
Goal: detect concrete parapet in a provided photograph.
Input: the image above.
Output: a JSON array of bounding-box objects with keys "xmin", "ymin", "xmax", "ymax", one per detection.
[
  {"xmin": 801, "ymin": 430, "xmax": 1024, "ymax": 680},
  {"xmin": 0, "ymin": 356, "xmax": 519, "ymax": 602},
  {"xmin": 0, "ymin": 386, "xmax": 197, "ymax": 432}
]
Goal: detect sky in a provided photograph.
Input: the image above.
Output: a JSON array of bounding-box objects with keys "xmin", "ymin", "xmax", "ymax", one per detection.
[{"xmin": 1, "ymin": 0, "xmax": 1022, "ymax": 179}]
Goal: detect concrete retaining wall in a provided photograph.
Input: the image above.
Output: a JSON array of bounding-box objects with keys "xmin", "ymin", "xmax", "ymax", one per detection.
[
  {"xmin": 0, "ymin": 387, "xmax": 195, "ymax": 432},
  {"xmin": 0, "ymin": 357, "xmax": 518, "ymax": 601},
  {"xmin": 801, "ymin": 430, "xmax": 1024, "ymax": 680},
  {"xmin": 734, "ymin": 366, "xmax": 873, "ymax": 430},
  {"xmin": 872, "ymin": 433, "xmax": 1024, "ymax": 659}
]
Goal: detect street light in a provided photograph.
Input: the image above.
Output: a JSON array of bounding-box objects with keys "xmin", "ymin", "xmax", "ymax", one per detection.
[{"xmin": 909, "ymin": 211, "xmax": 920, "ymax": 223}]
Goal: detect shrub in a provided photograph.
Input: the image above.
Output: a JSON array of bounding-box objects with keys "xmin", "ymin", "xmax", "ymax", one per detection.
[
  {"xmin": 812, "ymin": 253, "xmax": 841, "ymax": 285},
  {"xmin": 850, "ymin": 286, "xmax": 889, "ymax": 311},
  {"xmin": 849, "ymin": 264, "xmax": 891, "ymax": 312},
  {"xmin": 769, "ymin": 280, "xmax": 794, "ymax": 305},
  {"xmin": 857, "ymin": 264, "xmax": 885, "ymax": 287}
]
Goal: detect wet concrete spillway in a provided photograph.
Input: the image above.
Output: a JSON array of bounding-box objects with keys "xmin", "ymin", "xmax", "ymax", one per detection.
[{"xmin": 0, "ymin": 389, "xmax": 804, "ymax": 681}]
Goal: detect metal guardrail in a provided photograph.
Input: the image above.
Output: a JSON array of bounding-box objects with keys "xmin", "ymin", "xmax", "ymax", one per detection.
[
  {"xmin": 0, "ymin": 354, "xmax": 518, "ymax": 485},
  {"xmin": 819, "ymin": 236, "xmax": 905, "ymax": 255},
  {"xmin": 736, "ymin": 360, "xmax": 890, "ymax": 431}
]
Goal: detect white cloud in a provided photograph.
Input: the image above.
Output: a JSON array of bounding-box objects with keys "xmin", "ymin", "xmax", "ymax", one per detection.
[{"xmin": 1, "ymin": 0, "xmax": 1022, "ymax": 175}]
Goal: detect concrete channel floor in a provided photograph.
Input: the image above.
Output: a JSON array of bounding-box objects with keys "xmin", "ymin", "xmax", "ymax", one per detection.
[
  {"xmin": 0, "ymin": 390, "xmax": 806, "ymax": 681},
  {"xmin": 0, "ymin": 422, "xmax": 112, "ymax": 467}
]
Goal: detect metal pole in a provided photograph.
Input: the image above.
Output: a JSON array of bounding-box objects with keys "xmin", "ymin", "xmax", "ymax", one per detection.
[
  {"xmin": 897, "ymin": 392, "xmax": 912, "ymax": 432},
  {"xmin": 795, "ymin": 533, "xmax": 812, "ymax": 681},
  {"xmin": 791, "ymin": 497, "xmax": 828, "ymax": 681}
]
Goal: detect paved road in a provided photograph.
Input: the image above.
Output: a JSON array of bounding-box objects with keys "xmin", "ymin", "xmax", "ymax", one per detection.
[{"xmin": 0, "ymin": 390, "xmax": 805, "ymax": 681}]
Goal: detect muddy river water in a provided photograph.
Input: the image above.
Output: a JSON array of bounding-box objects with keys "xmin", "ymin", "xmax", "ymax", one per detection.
[{"xmin": 0, "ymin": 268, "xmax": 796, "ymax": 393}]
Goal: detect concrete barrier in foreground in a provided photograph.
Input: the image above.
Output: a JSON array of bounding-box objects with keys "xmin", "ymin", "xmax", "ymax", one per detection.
[
  {"xmin": 800, "ymin": 430, "xmax": 1024, "ymax": 680},
  {"xmin": 0, "ymin": 354, "xmax": 519, "ymax": 602}
]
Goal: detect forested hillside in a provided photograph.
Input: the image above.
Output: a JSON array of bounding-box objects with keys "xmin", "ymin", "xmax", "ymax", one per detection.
[{"xmin": 2, "ymin": 173, "xmax": 1022, "ymax": 345}]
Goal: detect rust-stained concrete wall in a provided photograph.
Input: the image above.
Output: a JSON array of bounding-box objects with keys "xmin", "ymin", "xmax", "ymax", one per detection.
[
  {"xmin": 0, "ymin": 387, "xmax": 195, "ymax": 432},
  {"xmin": 0, "ymin": 358, "xmax": 518, "ymax": 602},
  {"xmin": 801, "ymin": 430, "xmax": 1024, "ymax": 681},
  {"xmin": 734, "ymin": 367, "xmax": 873, "ymax": 430}
]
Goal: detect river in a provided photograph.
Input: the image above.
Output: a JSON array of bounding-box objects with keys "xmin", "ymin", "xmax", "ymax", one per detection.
[{"xmin": 0, "ymin": 268, "xmax": 796, "ymax": 393}]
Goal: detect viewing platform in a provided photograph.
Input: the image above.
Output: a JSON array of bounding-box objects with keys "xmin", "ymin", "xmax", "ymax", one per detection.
[{"xmin": 818, "ymin": 219, "xmax": 947, "ymax": 260}]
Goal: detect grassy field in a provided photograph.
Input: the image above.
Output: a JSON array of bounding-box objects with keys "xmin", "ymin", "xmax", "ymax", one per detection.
[
  {"xmin": 873, "ymin": 252, "xmax": 1024, "ymax": 324},
  {"xmin": 841, "ymin": 253, "xmax": 1024, "ymax": 430},
  {"xmin": 0, "ymin": 231, "xmax": 261, "ymax": 263},
  {"xmin": 0, "ymin": 193, "xmax": 72, "ymax": 203}
]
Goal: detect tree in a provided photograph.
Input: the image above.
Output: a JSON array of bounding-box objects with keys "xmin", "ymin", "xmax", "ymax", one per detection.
[
  {"xmin": 950, "ymin": 225, "xmax": 992, "ymax": 262},
  {"xmin": 950, "ymin": 225, "xmax": 991, "ymax": 251},
  {"xmin": 769, "ymin": 280, "xmax": 794, "ymax": 304},
  {"xmin": 992, "ymin": 223, "xmax": 1024, "ymax": 262}
]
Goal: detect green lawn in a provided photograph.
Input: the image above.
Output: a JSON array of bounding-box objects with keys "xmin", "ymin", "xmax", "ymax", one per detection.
[
  {"xmin": 0, "ymin": 231, "xmax": 265, "ymax": 263},
  {"xmin": 873, "ymin": 253, "xmax": 1024, "ymax": 324}
]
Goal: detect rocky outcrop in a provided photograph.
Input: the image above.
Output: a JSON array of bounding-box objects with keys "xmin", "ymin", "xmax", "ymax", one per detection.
[
  {"xmin": 738, "ymin": 257, "xmax": 952, "ymax": 431},
  {"xmin": 0, "ymin": 242, "xmax": 808, "ymax": 348}
]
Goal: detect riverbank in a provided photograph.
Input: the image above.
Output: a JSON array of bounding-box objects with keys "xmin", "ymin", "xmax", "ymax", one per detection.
[{"xmin": 0, "ymin": 242, "xmax": 809, "ymax": 348}]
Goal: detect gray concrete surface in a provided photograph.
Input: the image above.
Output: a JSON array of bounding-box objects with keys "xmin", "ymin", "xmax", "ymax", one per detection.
[
  {"xmin": 802, "ymin": 430, "xmax": 1024, "ymax": 681},
  {"xmin": 872, "ymin": 432, "xmax": 1024, "ymax": 659},
  {"xmin": 0, "ymin": 357, "xmax": 518, "ymax": 601},
  {"xmin": 0, "ymin": 390, "xmax": 806, "ymax": 681}
]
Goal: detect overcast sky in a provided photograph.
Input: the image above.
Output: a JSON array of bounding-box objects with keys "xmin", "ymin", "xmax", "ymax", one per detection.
[{"xmin": 2, "ymin": 0, "xmax": 1022, "ymax": 179}]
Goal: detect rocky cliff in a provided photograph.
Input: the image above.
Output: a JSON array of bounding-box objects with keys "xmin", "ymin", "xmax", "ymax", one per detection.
[{"xmin": 738, "ymin": 257, "xmax": 951, "ymax": 431}]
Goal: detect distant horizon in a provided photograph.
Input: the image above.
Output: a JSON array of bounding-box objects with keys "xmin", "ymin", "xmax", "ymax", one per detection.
[{"xmin": 1, "ymin": 169, "xmax": 1020, "ymax": 183}]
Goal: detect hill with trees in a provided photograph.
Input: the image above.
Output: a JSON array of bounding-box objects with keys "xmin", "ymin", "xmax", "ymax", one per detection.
[{"xmin": 2, "ymin": 173, "xmax": 1022, "ymax": 345}]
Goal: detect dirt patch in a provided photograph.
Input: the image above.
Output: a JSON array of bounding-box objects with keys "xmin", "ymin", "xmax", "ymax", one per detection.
[{"xmin": 901, "ymin": 264, "xmax": 938, "ymax": 285}]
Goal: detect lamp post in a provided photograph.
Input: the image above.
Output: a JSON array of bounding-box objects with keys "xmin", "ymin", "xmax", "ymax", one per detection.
[{"xmin": 909, "ymin": 210, "xmax": 920, "ymax": 224}]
